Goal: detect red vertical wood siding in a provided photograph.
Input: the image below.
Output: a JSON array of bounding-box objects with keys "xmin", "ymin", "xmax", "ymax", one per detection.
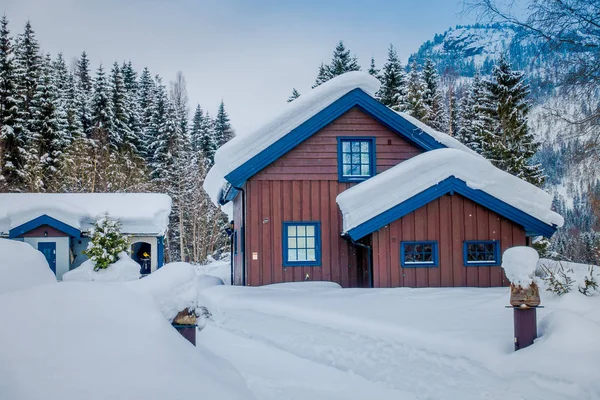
[
  {"xmin": 372, "ymin": 194, "xmax": 527, "ymax": 288},
  {"xmin": 241, "ymin": 107, "xmax": 422, "ymax": 287},
  {"xmin": 19, "ymin": 225, "xmax": 69, "ymax": 237}
]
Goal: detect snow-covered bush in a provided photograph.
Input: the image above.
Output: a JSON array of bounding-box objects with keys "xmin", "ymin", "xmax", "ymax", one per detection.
[
  {"xmin": 578, "ymin": 266, "xmax": 599, "ymax": 296},
  {"xmin": 84, "ymin": 213, "xmax": 129, "ymax": 271},
  {"xmin": 539, "ymin": 260, "xmax": 599, "ymax": 296},
  {"xmin": 539, "ymin": 262, "xmax": 575, "ymax": 296}
]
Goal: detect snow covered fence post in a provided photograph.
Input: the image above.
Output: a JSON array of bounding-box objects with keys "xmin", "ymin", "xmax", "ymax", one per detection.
[{"xmin": 502, "ymin": 247, "xmax": 541, "ymax": 351}]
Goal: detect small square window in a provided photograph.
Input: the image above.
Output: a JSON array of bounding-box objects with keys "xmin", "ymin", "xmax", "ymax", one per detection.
[
  {"xmin": 338, "ymin": 137, "xmax": 376, "ymax": 182},
  {"xmin": 464, "ymin": 241, "xmax": 500, "ymax": 266},
  {"xmin": 283, "ymin": 222, "xmax": 321, "ymax": 267},
  {"xmin": 401, "ymin": 241, "xmax": 438, "ymax": 267}
]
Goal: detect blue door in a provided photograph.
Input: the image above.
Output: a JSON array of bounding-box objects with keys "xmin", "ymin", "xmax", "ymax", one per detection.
[{"xmin": 38, "ymin": 242, "xmax": 56, "ymax": 275}]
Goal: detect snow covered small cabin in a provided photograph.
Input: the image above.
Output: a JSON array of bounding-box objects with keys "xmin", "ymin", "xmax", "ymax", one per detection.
[
  {"xmin": 0, "ymin": 193, "xmax": 171, "ymax": 280},
  {"xmin": 205, "ymin": 72, "xmax": 563, "ymax": 288}
]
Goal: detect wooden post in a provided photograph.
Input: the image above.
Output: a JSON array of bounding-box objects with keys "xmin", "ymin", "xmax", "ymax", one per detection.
[
  {"xmin": 513, "ymin": 307, "xmax": 537, "ymax": 351},
  {"xmin": 172, "ymin": 308, "xmax": 197, "ymax": 346}
]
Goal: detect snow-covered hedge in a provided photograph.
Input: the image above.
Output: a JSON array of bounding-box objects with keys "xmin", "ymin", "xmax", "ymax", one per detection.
[{"xmin": 0, "ymin": 238, "xmax": 56, "ymax": 294}]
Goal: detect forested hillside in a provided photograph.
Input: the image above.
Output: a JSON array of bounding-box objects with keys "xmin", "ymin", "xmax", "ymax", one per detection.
[{"xmin": 0, "ymin": 17, "xmax": 232, "ymax": 263}]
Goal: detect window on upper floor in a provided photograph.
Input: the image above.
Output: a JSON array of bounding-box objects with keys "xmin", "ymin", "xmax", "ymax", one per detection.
[
  {"xmin": 283, "ymin": 222, "xmax": 321, "ymax": 267},
  {"xmin": 337, "ymin": 137, "xmax": 376, "ymax": 182},
  {"xmin": 464, "ymin": 241, "xmax": 500, "ymax": 266},
  {"xmin": 401, "ymin": 241, "xmax": 439, "ymax": 267}
]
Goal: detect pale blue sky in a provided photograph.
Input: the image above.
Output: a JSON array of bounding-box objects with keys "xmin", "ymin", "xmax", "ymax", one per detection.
[{"xmin": 4, "ymin": 0, "xmax": 477, "ymax": 132}]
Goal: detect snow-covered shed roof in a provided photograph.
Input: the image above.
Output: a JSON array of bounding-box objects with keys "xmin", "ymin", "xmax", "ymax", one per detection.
[
  {"xmin": 204, "ymin": 71, "xmax": 478, "ymax": 205},
  {"xmin": 336, "ymin": 149, "xmax": 563, "ymax": 240},
  {"xmin": 0, "ymin": 193, "xmax": 172, "ymax": 236}
]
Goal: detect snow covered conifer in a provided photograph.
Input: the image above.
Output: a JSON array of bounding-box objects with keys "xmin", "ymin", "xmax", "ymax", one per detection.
[
  {"xmin": 121, "ymin": 61, "xmax": 142, "ymax": 156},
  {"xmin": 191, "ymin": 104, "xmax": 216, "ymax": 163},
  {"xmin": 312, "ymin": 63, "xmax": 331, "ymax": 88},
  {"xmin": 378, "ymin": 44, "xmax": 405, "ymax": 110},
  {"xmin": 138, "ymin": 67, "xmax": 155, "ymax": 161},
  {"xmin": 367, "ymin": 56, "xmax": 380, "ymax": 79},
  {"xmin": 74, "ymin": 51, "xmax": 92, "ymax": 136},
  {"xmin": 328, "ymin": 41, "xmax": 360, "ymax": 76},
  {"xmin": 84, "ymin": 213, "xmax": 129, "ymax": 270},
  {"xmin": 214, "ymin": 100, "xmax": 234, "ymax": 147},
  {"xmin": 89, "ymin": 64, "xmax": 114, "ymax": 145},
  {"xmin": 422, "ymin": 58, "xmax": 447, "ymax": 131},
  {"xmin": 403, "ymin": 60, "xmax": 427, "ymax": 120},
  {"xmin": 287, "ymin": 88, "xmax": 300, "ymax": 103},
  {"xmin": 481, "ymin": 56, "xmax": 544, "ymax": 186},
  {"xmin": 0, "ymin": 15, "xmax": 22, "ymax": 188},
  {"xmin": 109, "ymin": 62, "xmax": 130, "ymax": 151}
]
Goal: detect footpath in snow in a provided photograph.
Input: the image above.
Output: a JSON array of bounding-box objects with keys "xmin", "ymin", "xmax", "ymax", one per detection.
[{"xmin": 197, "ymin": 280, "xmax": 600, "ymax": 400}]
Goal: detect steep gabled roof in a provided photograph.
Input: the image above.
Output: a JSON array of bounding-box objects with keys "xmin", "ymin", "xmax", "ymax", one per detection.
[
  {"xmin": 336, "ymin": 149, "xmax": 563, "ymax": 240},
  {"xmin": 204, "ymin": 72, "xmax": 477, "ymax": 205}
]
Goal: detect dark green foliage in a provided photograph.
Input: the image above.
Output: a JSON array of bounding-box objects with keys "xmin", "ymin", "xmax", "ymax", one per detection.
[
  {"xmin": 214, "ymin": 100, "xmax": 234, "ymax": 147},
  {"xmin": 312, "ymin": 41, "xmax": 360, "ymax": 88},
  {"xmin": 403, "ymin": 60, "xmax": 427, "ymax": 120},
  {"xmin": 377, "ymin": 45, "xmax": 404, "ymax": 110},
  {"xmin": 287, "ymin": 88, "xmax": 300, "ymax": 103}
]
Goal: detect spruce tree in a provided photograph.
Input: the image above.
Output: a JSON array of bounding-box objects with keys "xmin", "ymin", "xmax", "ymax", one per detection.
[
  {"xmin": 457, "ymin": 73, "xmax": 486, "ymax": 152},
  {"xmin": 31, "ymin": 53, "xmax": 69, "ymax": 184},
  {"xmin": 481, "ymin": 56, "xmax": 544, "ymax": 185},
  {"xmin": 312, "ymin": 41, "xmax": 360, "ymax": 88},
  {"xmin": 109, "ymin": 62, "xmax": 129, "ymax": 151},
  {"xmin": 89, "ymin": 64, "xmax": 114, "ymax": 145},
  {"xmin": 328, "ymin": 41, "xmax": 360, "ymax": 76},
  {"xmin": 447, "ymin": 85, "xmax": 459, "ymax": 137},
  {"xmin": 403, "ymin": 60, "xmax": 427, "ymax": 120},
  {"xmin": 191, "ymin": 104, "xmax": 216, "ymax": 163},
  {"xmin": 121, "ymin": 61, "xmax": 142, "ymax": 156},
  {"xmin": 138, "ymin": 67, "xmax": 155, "ymax": 161},
  {"xmin": 84, "ymin": 214, "xmax": 129, "ymax": 270},
  {"xmin": 312, "ymin": 63, "xmax": 331, "ymax": 89},
  {"xmin": 368, "ymin": 56, "xmax": 380, "ymax": 79},
  {"xmin": 287, "ymin": 88, "xmax": 300, "ymax": 103},
  {"xmin": 74, "ymin": 51, "xmax": 92, "ymax": 135},
  {"xmin": 0, "ymin": 15, "xmax": 21, "ymax": 188},
  {"xmin": 214, "ymin": 100, "xmax": 234, "ymax": 147},
  {"xmin": 378, "ymin": 44, "xmax": 405, "ymax": 110},
  {"xmin": 422, "ymin": 58, "xmax": 447, "ymax": 131}
]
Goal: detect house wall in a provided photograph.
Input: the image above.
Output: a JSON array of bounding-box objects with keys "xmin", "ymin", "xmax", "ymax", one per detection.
[
  {"xmin": 20, "ymin": 225, "xmax": 69, "ymax": 237},
  {"xmin": 232, "ymin": 192, "xmax": 244, "ymax": 285},
  {"xmin": 241, "ymin": 107, "xmax": 423, "ymax": 287},
  {"xmin": 71, "ymin": 237, "xmax": 91, "ymax": 269},
  {"xmin": 371, "ymin": 193, "xmax": 527, "ymax": 288},
  {"xmin": 23, "ymin": 237, "xmax": 70, "ymax": 280},
  {"xmin": 130, "ymin": 236, "xmax": 158, "ymax": 272}
]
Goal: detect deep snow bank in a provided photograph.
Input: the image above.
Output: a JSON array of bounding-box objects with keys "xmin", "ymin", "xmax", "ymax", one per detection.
[
  {"xmin": 63, "ymin": 252, "xmax": 140, "ymax": 282},
  {"xmin": 0, "ymin": 282, "xmax": 255, "ymax": 400},
  {"xmin": 0, "ymin": 238, "xmax": 56, "ymax": 294}
]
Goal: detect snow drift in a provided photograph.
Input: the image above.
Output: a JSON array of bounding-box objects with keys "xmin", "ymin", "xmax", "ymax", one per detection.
[
  {"xmin": 0, "ymin": 238, "xmax": 56, "ymax": 294},
  {"xmin": 63, "ymin": 252, "xmax": 140, "ymax": 282},
  {"xmin": 0, "ymin": 282, "xmax": 255, "ymax": 400}
]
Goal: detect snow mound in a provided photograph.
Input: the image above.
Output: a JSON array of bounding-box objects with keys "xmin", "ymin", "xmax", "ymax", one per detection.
[
  {"xmin": 0, "ymin": 193, "xmax": 172, "ymax": 235},
  {"xmin": 502, "ymin": 246, "xmax": 539, "ymax": 287},
  {"xmin": 0, "ymin": 238, "xmax": 56, "ymax": 294},
  {"xmin": 129, "ymin": 262, "xmax": 200, "ymax": 321},
  {"xmin": 0, "ymin": 283, "xmax": 254, "ymax": 400},
  {"xmin": 198, "ymin": 274, "xmax": 225, "ymax": 290},
  {"xmin": 63, "ymin": 252, "xmax": 140, "ymax": 282},
  {"xmin": 204, "ymin": 71, "xmax": 381, "ymax": 204},
  {"xmin": 194, "ymin": 256, "xmax": 232, "ymax": 285},
  {"xmin": 337, "ymin": 148, "xmax": 563, "ymax": 236}
]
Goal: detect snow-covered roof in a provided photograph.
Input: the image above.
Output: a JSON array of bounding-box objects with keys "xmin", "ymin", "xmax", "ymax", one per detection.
[
  {"xmin": 204, "ymin": 71, "xmax": 477, "ymax": 205},
  {"xmin": 336, "ymin": 148, "xmax": 563, "ymax": 238},
  {"xmin": 0, "ymin": 193, "xmax": 172, "ymax": 236}
]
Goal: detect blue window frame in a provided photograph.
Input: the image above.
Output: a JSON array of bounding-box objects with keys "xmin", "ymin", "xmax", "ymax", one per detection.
[
  {"xmin": 283, "ymin": 222, "xmax": 321, "ymax": 267},
  {"xmin": 464, "ymin": 241, "xmax": 500, "ymax": 266},
  {"xmin": 337, "ymin": 137, "xmax": 376, "ymax": 182},
  {"xmin": 401, "ymin": 241, "xmax": 439, "ymax": 267}
]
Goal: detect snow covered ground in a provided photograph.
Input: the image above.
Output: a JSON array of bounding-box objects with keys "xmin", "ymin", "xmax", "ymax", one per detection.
[{"xmin": 197, "ymin": 262, "xmax": 600, "ymax": 400}]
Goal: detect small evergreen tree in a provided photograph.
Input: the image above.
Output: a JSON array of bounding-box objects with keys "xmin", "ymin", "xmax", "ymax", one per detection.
[
  {"xmin": 367, "ymin": 56, "xmax": 380, "ymax": 79},
  {"xmin": 422, "ymin": 58, "xmax": 447, "ymax": 131},
  {"xmin": 312, "ymin": 41, "xmax": 360, "ymax": 88},
  {"xmin": 213, "ymin": 100, "xmax": 234, "ymax": 147},
  {"xmin": 138, "ymin": 67, "xmax": 155, "ymax": 161},
  {"xmin": 89, "ymin": 64, "xmax": 114, "ymax": 145},
  {"xmin": 312, "ymin": 63, "xmax": 331, "ymax": 88},
  {"xmin": 403, "ymin": 60, "xmax": 427, "ymax": 120},
  {"xmin": 74, "ymin": 51, "xmax": 92, "ymax": 136},
  {"xmin": 287, "ymin": 88, "xmax": 300, "ymax": 103},
  {"xmin": 378, "ymin": 44, "xmax": 405, "ymax": 110},
  {"xmin": 84, "ymin": 214, "xmax": 129, "ymax": 270}
]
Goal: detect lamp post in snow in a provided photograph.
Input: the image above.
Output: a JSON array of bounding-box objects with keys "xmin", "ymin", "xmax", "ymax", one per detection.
[{"xmin": 502, "ymin": 246, "xmax": 542, "ymax": 351}]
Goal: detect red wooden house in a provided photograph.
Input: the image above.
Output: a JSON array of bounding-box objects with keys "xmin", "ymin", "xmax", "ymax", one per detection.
[{"xmin": 204, "ymin": 72, "xmax": 562, "ymax": 288}]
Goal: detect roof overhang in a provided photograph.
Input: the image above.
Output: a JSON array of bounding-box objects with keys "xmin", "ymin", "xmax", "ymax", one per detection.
[
  {"xmin": 222, "ymin": 88, "xmax": 447, "ymax": 193},
  {"xmin": 9, "ymin": 214, "xmax": 82, "ymax": 239},
  {"xmin": 344, "ymin": 176, "xmax": 559, "ymax": 241}
]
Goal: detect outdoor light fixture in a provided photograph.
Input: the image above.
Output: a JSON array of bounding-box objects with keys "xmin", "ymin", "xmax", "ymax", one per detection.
[{"xmin": 44, "ymin": 231, "xmax": 48, "ymax": 237}]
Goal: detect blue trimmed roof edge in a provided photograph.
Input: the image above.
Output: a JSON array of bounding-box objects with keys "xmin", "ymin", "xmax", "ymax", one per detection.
[
  {"xmin": 223, "ymin": 88, "xmax": 446, "ymax": 191},
  {"xmin": 345, "ymin": 176, "xmax": 558, "ymax": 241},
  {"xmin": 9, "ymin": 214, "xmax": 81, "ymax": 238}
]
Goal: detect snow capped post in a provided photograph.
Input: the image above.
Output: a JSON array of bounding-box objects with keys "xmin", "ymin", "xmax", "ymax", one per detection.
[{"xmin": 502, "ymin": 246, "xmax": 541, "ymax": 351}]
